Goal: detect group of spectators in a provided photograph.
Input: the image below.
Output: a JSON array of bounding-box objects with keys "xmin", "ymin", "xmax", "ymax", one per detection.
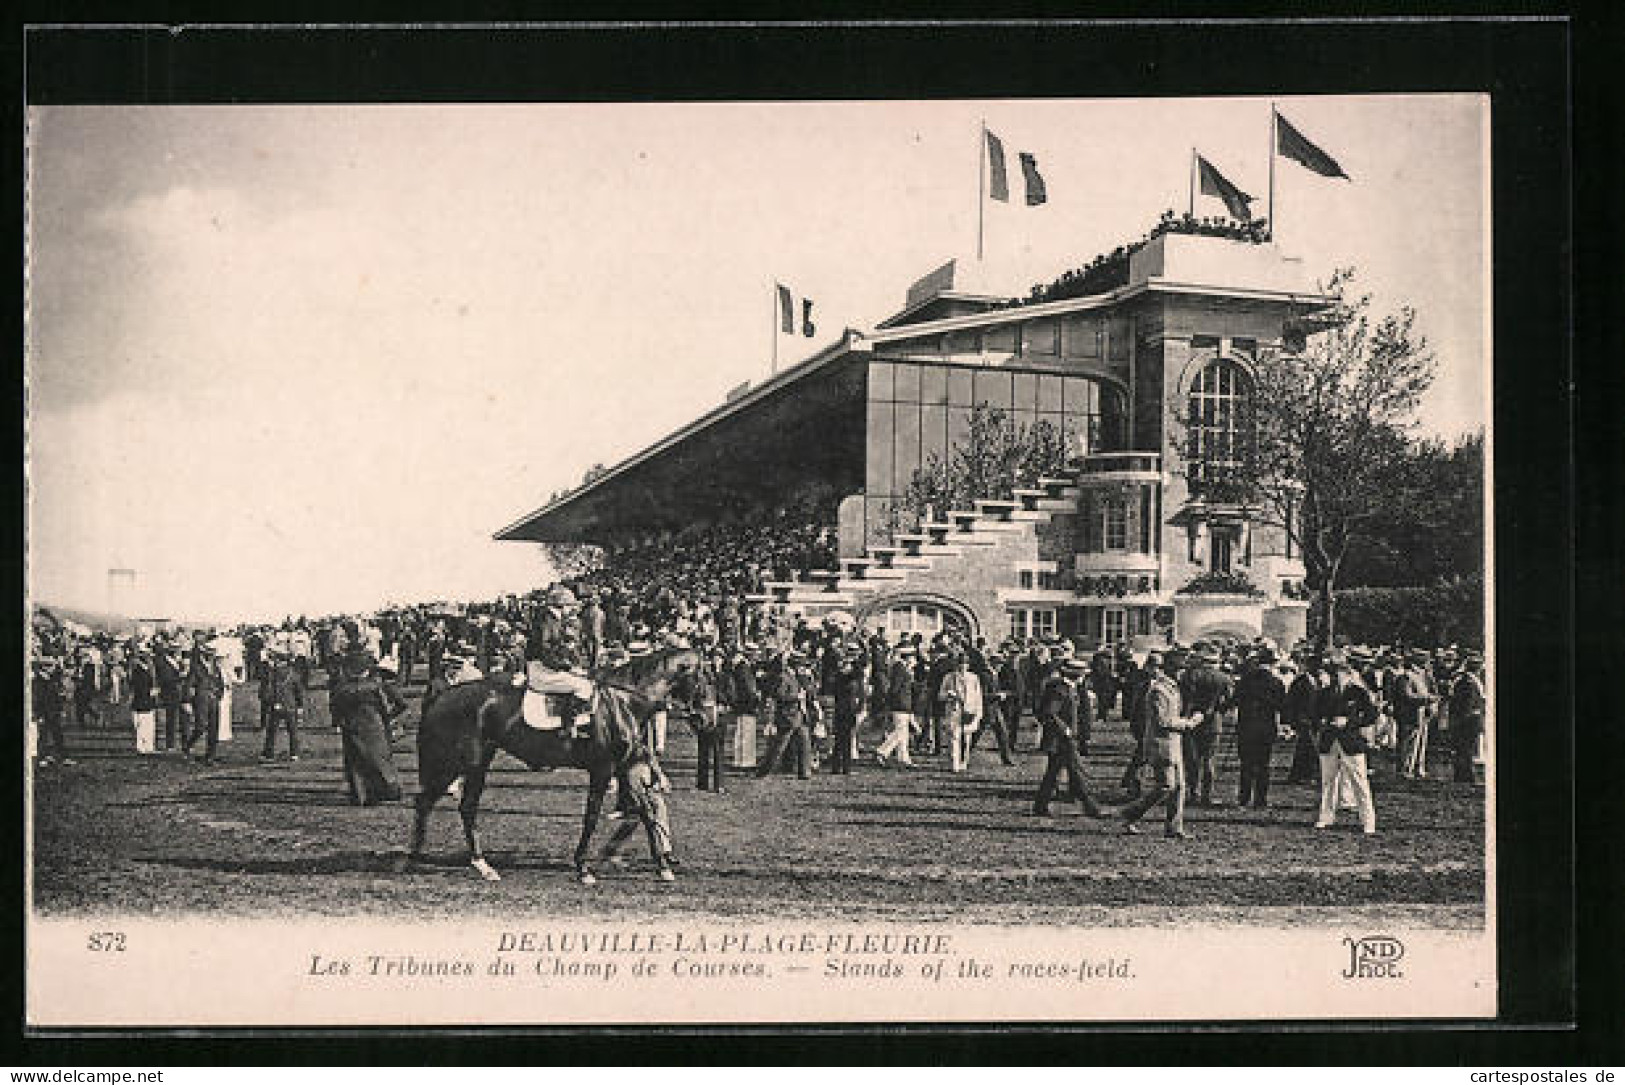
[
  {"xmin": 29, "ymin": 495, "xmax": 1485, "ymax": 841},
  {"xmin": 616, "ymin": 622, "xmax": 1486, "ymax": 842}
]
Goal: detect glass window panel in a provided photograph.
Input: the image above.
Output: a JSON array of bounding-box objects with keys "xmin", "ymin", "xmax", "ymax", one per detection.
[
  {"xmin": 984, "ymin": 324, "xmax": 1017, "ymax": 353},
  {"xmin": 920, "ymin": 404, "xmax": 948, "ymax": 465},
  {"xmin": 947, "ymin": 367, "xmax": 975, "ymax": 406},
  {"xmin": 975, "ymin": 368, "xmax": 1013, "ymax": 409},
  {"xmin": 947, "ymin": 406, "xmax": 974, "ymax": 454},
  {"xmin": 1063, "ymin": 316, "xmax": 1098, "ymax": 358},
  {"xmin": 1012, "ymin": 371, "xmax": 1039, "ymax": 412},
  {"xmin": 920, "ymin": 364, "xmax": 948, "ymax": 405},
  {"xmin": 866, "ymin": 401, "xmax": 894, "ymax": 493},
  {"xmin": 893, "ymin": 362, "xmax": 921, "ymax": 403},
  {"xmin": 1026, "ymin": 319, "xmax": 1059, "ymax": 355},
  {"xmin": 868, "ymin": 360, "xmax": 894, "ymax": 402},
  {"xmin": 893, "ymin": 402, "xmax": 922, "ymax": 492},
  {"xmin": 1041, "ymin": 411, "xmax": 1069, "ymax": 441},
  {"xmin": 1062, "ymin": 376, "xmax": 1093, "ymax": 415},
  {"xmin": 1038, "ymin": 374, "xmax": 1065, "ymax": 412}
]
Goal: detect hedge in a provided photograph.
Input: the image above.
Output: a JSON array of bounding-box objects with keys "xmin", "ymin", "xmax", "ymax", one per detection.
[{"xmin": 1312, "ymin": 576, "xmax": 1485, "ymax": 648}]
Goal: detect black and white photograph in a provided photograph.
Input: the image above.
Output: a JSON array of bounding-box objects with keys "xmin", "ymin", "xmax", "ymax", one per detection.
[{"xmin": 24, "ymin": 61, "xmax": 1502, "ymax": 1025}]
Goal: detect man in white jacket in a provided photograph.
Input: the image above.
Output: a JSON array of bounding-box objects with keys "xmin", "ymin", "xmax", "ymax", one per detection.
[{"xmin": 937, "ymin": 655, "xmax": 983, "ymax": 773}]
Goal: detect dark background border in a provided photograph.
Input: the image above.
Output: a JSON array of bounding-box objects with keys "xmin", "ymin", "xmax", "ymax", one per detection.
[{"xmin": 8, "ymin": 8, "xmax": 1607, "ymax": 1066}]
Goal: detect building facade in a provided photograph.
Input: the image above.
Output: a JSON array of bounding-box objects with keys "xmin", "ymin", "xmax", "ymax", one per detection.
[{"xmin": 498, "ymin": 229, "xmax": 1325, "ymax": 650}]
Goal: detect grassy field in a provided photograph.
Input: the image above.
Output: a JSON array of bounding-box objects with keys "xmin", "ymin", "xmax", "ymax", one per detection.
[{"xmin": 31, "ymin": 678, "xmax": 1487, "ymax": 926}]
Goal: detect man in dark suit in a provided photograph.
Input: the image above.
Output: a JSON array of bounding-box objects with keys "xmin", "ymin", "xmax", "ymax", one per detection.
[
  {"xmin": 1118, "ymin": 654, "xmax": 1151, "ymax": 796},
  {"xmin": 757, "ymin": 654, "xmax": 813, "ymax": 780},
  {"xmin": 154, "ymin": 635, "xmax": 184, "ymax": 751},
  {"xmin": 828, "ymin": 646, "xmax": 867, "ymax": 775},
  {"xmin": 1234, "ymin": 647, "xmax": 1288, "ymax": 808},
  {"xmin": 183, "ymin": 630, "xmax": 226, "ymax": 764},
  {"xmin": 1180, "ymin": 645, "xmax": 1235, "ymax": 806},
  {"xmin": 1031, "ymin": 658, "xmax": 1104, "ymax": 818},
  {"xmin": 1448, "ymin": 652, "xmax": 1485, "ymax": 784},
  {"xmin": 970, "ymin": 644, "xmax": 1020, "ymax": 766},
  {"xmin": 259, "ymin": 647, "xmax": 306, "ymax": 762}
]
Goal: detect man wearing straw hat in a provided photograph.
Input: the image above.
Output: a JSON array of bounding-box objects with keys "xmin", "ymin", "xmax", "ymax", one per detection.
[
  {"xmin": 1031, "ymin": 656, "xmax": 1105, "ymax": 818},
  {"xmin": 1313, "ymin": 650, "xmax": 1379, "ymax": 834}
]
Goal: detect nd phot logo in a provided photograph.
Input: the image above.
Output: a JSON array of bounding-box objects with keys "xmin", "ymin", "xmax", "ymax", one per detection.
[{"xmin": 1341, "ymin": 935, "xmax": 1405, "ymax": 979}]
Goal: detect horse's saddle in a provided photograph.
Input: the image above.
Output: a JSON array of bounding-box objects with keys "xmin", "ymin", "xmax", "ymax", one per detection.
[{"xmin": 520, "ymin": 664, "xmax": 595, "ymax": 732}]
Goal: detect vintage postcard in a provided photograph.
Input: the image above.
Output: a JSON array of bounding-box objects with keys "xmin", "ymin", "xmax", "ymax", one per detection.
[{"xmin": 24, "ymin": 90, "xmax": 1493, "ymax": 1026}]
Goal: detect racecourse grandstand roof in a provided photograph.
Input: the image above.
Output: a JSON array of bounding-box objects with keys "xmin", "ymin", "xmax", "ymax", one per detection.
[{"xmin": 495, "ymin": 334, "xmax": 871, "ymax": 543}]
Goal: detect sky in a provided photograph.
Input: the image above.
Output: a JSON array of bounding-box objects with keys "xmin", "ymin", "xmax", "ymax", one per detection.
[{"xmin": 26, "ymin": 95, "xmax": 1489, "ymax": 624}]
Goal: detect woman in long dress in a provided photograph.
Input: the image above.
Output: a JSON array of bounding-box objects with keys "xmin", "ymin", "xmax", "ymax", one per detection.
[{"xmin": 328, "ymin": 622, "xmax": 406, "ymax": 805}]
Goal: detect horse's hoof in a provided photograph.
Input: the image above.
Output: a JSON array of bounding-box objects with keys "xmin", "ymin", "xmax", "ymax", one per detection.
[
  {"xmin": 577, "ymin": 870, "xmax": 598, "ymax": 887},
  {"xmin": 656, "ymin": 867, "xmax": 676, "ymax": 883},
  {"xmin": 471, "ymin": 859, "xmax": 502, "ymax": 882}
]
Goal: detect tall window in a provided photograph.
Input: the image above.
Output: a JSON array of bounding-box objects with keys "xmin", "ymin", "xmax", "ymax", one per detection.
[
  {"xmin": 1187, "ymin": 359, "xmax": 1252, "ymax": 495},
  {"xmin": 1103, "ymin": 499, "xmax": 1128, "ymax": 551},
  {"xmin": 1102, "ymin": 608, "xmax": 1126, "ymax": 645}
]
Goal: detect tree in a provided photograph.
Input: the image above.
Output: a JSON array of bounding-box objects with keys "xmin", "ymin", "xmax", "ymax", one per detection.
[
  {"xmin": 1211, "ymin": 269, "xmax": 1437, "ymax": 648},
  {"xmin": 1339, "ymin": 431, "xmax": 1484, "ymax": 588},
  {"xmin": 538, "ymin": 542, "xmax": 605, "ymax": 582},
  {"xmin": 896, "ymin": 404, "xmax": 1076, "ymax": 529}
]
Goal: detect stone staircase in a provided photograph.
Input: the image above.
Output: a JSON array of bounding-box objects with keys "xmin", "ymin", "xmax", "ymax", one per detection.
[{"xmin": 747, "ymin": 474, "xmax": 1081, "ymax": 616}]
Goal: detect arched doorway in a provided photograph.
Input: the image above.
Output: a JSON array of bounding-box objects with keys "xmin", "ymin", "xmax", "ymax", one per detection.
[{"xmin": 859, "ymin": 593, "xmax": 977, "ymax": 640}]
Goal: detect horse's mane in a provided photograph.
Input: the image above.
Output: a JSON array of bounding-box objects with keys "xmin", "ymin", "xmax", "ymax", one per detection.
[{"xmin": 587, "ymin": 646, "xmax": 698, "ymax": 761}]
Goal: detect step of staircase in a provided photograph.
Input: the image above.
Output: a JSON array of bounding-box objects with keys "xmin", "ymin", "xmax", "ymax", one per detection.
[
  {"xmin": 846, "ymin": 566, "xmax": 909, "ymax": 580},
  {"xmin": 835, "ymin": 579, "xmax": 886, "ymax": 594}
]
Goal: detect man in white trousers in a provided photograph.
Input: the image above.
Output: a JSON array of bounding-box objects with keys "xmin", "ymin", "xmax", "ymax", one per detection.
[
  {"xmin": 875, "ymin": 646, "xmax": 917, "ymax": 766},
  {"xmin": 938, "ymin": 655, "xmax": 983, "ymax": 773},
  {"xmin": 1314, "ymin": 651, "xmax": 1379, "ymax": 835}
]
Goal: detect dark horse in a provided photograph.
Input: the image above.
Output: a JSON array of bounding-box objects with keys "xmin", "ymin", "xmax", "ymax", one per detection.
[{"xmin": 404, "ymin": 646, "xmax": 700, "ymax": 884}]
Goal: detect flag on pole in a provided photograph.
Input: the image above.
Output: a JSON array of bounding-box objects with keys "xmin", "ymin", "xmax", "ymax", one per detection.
[
  {"xmin": 1276, "ymin": 112, "xmax": 1350, "ymax": 180},
  {"xmin": 985, "ymin": 129, "xmax": 1046, "ymax": 205},
  {"xmin": 1196, "ymin": 154, "xmax": 1255, "ymax": 221},
  {"xmin": 1019, "ymin": 152, "xmax": 1047, "ymax": 206},
  {"xmin": 985, "ymin": 129, "xmax": 1009, "ymax": 202},
  {"xmin": 777, "ymin": 284, "xmax": 816, "ymax": 338}
]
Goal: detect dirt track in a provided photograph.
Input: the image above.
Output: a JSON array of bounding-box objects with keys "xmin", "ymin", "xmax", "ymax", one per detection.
[{"xmin": 31, "ymin": 683, "xmax": 1487, "ymax": 926}]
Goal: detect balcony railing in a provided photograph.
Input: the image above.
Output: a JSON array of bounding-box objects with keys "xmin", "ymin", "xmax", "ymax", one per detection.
[{"xmin": 1079, "ymin": 452, "xmax": 1161, "ymax": 475}]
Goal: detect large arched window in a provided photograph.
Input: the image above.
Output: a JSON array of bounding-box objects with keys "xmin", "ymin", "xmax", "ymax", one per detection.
[{"xmin": 1186, "ymin": 358, "xmax": 1252, "ymax": 496}]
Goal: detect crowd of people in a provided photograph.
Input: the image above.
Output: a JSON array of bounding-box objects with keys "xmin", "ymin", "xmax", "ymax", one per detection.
[{"xmin": 29, "ymin": 502, "xmax": 1485, "ymax": 842}]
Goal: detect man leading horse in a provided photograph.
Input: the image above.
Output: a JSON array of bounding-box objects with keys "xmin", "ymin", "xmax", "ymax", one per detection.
[{"xmin": 405, "ymin": 639, "xmax": 701, "ymax": 885}]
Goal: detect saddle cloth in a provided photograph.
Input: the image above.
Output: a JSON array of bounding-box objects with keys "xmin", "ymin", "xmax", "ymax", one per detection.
[{"xmin": 520, "ymin": 664, "xmax": 595, "ymax": 732}]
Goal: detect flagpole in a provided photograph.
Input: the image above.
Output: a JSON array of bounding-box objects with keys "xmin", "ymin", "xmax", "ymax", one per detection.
[
  {"xmin": 1188, "ymin": 148, "xmax": 1196, "ymax": 217},
  {"xmin": 977, "ymin": 120, "xmax": 987, "ymax": 262},
  {"xmin": 771, "ymin": 281, "xmax": 779, "ymax": 376},
  {"xmin": 1267, "ymin": 104, "xmax": 1277, "ymax": 242}
]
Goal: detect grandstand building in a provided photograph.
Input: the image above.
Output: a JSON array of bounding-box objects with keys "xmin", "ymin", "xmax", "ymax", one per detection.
[{"xmin": 498, "ymin": 227, "xmax": 1329, "ymax": 649}]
